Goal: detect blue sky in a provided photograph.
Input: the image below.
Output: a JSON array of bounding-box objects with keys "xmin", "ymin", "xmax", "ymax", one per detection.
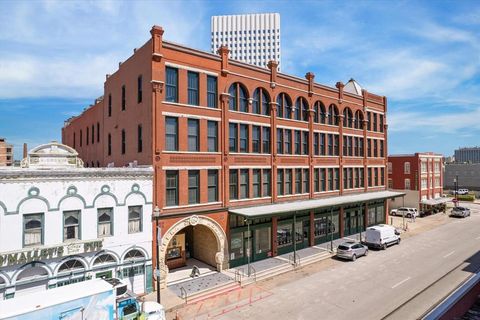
[{"xmin": 1, "ymin": 0, "xmax": 479, "ymax": 160}]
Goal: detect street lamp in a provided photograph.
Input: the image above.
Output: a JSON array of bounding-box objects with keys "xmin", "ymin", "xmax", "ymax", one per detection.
[
  {"xmin": 454, "ymin": 176, "xmax": 458, "ymax": 207},
  {"xmin": 152, "ymin": 206, "xmax": 161, "ymax": 304}
]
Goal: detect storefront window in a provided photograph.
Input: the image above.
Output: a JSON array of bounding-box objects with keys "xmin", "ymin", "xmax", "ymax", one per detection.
[
  {"xmin": 230, "ymin": 233, "xmax": 244, "ymax": 260},
  {"xmin": 255, "ymin": 227, "xmax": 271, "ymax": 254},
  {"xmin": 368, "ymin": 207, "xmax": 376, "ymax": 226},
  {"xmin": 376, "ymin": 204, "xmax": 385, "ymax": 224},
  {"xmin": 314, "ymin": 210, "xmax": 339, "ymax": 240},
  {"xmin": 277, "ymin": 223, "xmax": 293, "ymax": 248}
]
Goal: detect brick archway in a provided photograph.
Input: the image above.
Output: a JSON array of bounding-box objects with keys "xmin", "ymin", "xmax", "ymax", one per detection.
[{"xmin": 158, "ymin": 215, "xmax": 228, "ymax": 288}]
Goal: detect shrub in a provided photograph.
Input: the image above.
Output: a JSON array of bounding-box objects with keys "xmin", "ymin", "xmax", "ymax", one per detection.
[{"xmin": 456, "ymin": 194, "xmax": 475, "ymax": 202}]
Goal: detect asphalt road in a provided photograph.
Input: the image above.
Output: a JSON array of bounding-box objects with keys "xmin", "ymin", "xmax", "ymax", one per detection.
[{"xmin": 218, "ymin": 203, "xmax": 480, "ymax": 320}]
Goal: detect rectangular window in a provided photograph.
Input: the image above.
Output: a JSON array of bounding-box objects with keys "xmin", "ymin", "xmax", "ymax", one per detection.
[
  {"xmin": 188, "ymin": 119, "xmax": 199, "ymax": 151},
  {"xmin": 24, "ymin": 213, "xmax": 43, "ymax": 247},
  {"xmin": 165, "ymin": 117, "xmax": 178, "ymax": 151},
  {"xmin": 328, "ymin": 168, "xmax": 334, "ymax": 190},
  {"xmin": 334, "ymin": 168, "xmax": 339, "ymax": 190},
  {"xmin": 277, "ymin": 169, "xmax": 284, "ymax": 196},
  {"xmin": 294, "ymin": 130, "xmax": 301, "ymax": 155},
  {"xmin": 229, "ymin": 170, "xmax": 238, "ymax": 200},
  {"xmin": 343, "ymin": 136, "xmax": 348, "ymax": 156},
  {"xmin": 86, "ymin": 127, "xmax": 89, "ymax": 146},
  {"xmin": 64, "ymin": 210, "xmax": 80, "ymax": 241},
  {"xmin": 240, "ymin": 169, "xmax": 249, "ymax": 199},
  {"xmin": 262, "ymin": 127, "xmax": 270, "ymax": 154},
  {"xmin": 128, "ymin": 206, "xmax": 142, "ymax": 233},
  {"xmin": 207, "ymin": 76, "xmax": 218, "ymax": 108},
  {"xmin": 252, "ymin": 126, "xmax": 261, "ymax": 153},
  {"xmin": 367, "ymin": 139, "xmax": 372, "ymax": 157},
  {"xmin": 354, "ymin": 137, "xmax": 359, "ymax": 156},
  {"xmin": 314, "ymin": 168, "xmax": 319, "ymax": 192},
  {"xmin": 97, "ymin": 208, "xmax": 113, "ymax": 237},
  {"xmin": 284, "ymin": 130, "xmax": 291, "ymax": 154},
  {"xmin": 187, "ymin": 71, "xmax": 199, "ymax": 105},
  {"xmin": 277, "ymin": 128, "xmax": 283, "ymax": 154},
  {"xmin": 240, "ymin": 124, "xmax": 248, "ymax": 153},
  {"xmin": 92, "ymin": 125, "xmax": 94, "ymax": 144},
  {"xmin": 349, "ymin": 168, "xmax": 353, "ymax": 188},
  {"xmin": 343, "ymin": 168, "xmax": 348, "ymax": 189},
  {"xmin": 285, "ymin": 169, "xmax": 292, "ymax": 195},
  {"xmin": 359, "ymin": 138, "xmax": 364, "ymax": 157},
  {"xmin": 368, "ymin": 168, "xmax": 373, "ymax": 187},
  {"xmin": 253, "ymin": 169, "xmax": 261, "ymax": 198},
  {"xmin": 188, "ymin": 170, "xmax": 200, "ymax": 204},
  {"xmin": 108, "ymin": 94, "xmax": 112, "ymax": 117},
  {"xmin": 262, "ymin": 169, "xmax": 271, "ymax": 196},
  {"xmin": 334, "ymin": 135, "xmax": 339, "ymax": 156},
  {"xmin": 121, "ymin": 129, "xmax": 126, "ymax": 154},
  {"xmin": 97, "ymin": 122, "xmax": 100, "ymax": 143},
  {"xmin": 166, "ymin": 171, "xmax": 179, "ymax": 206},
  {"xmin": 359, "ymin": 168, "xmax": 364, "ymax": 187},
  {"xmin": 348, "ymin": 137, "xmax": 353, "ymax": 156},
  {"xmin": 121, "ymin": 85, "xmax": 126, "ymax": 110},
  {"xmin": 73, "ymin": 132, "xmax": 76, "ymax": 149},
  {"xmin": 373, "ymin": 140, "xmax": 378, "ymax": 157},
  {"xmin": 314, "ymin": 133, "xmax": 319, "ymax": 156},
  {"xmin": 137, "ymin": 75, "xmax": 142, "ymax": 103},
  {"xmin": 320, "ymin": 133, "xmax": 326, "ymax": 155},
  {"xmin": 229, "ymin": 123, "xmax": 238, "ymax": 152},
  {"xmin": 303, "ymin": 168, "xmax": 309, "ymax": 193},
  {"xmin": 380, "ymin": 140, "xmax": 384, "ymax": 158},
  {"xmin": 208, "ymin": 170, "xmax": 218, "ymax": 202},
  {"xmin": 379, "ymin": 114, "xmax": 384, "ymax": 132},
  {"xmin": 166, "ymin": 67, "xmax": 178, "ymax": 102},
  {"xmin": 405, "ymin": 178, "xmax": 411, "ymax": 190},
  {"xmin": 355, "ymin": 168, "xmax": 360, "ymax": 188},
  {"xmin": 321, "ymin": 168, "xmax": 326, "ymax": 191},
  {"xmin": 302, "ymin": 131, "xmax": 309, "ymax": 155},
  {"xmin": 374, "ymin": 168, "xmax": 379, "ymax": 186},
  {"xmin": 207, "ymin": 121, "xmax": 218, "ymax": 152},
  {"xmin": 373, "ymin": 113, "xmax": 378, "ymax": 131},
  {"xmin": 137, "ymin": 124, "xmax": 143, "ymax": 153},
  {"xmin": 108, "ymin": 133, "xmax": 111, "ymax": 156},
  {"xmin": 295, "ymin": 169, "xmax": 302, "ymax": 194},
  {"xmin": 367, "ymin": 112, "xmax": 371, "ymax": 131},
  {"xmin": 380, "ymin": 168, "xmax": 385, "ymax": 185}
]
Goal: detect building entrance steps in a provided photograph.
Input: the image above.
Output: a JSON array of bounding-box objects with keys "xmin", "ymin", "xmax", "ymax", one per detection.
[{"xmin": 167, "ymin": 259, "xmax": 217, "ymax": 286}]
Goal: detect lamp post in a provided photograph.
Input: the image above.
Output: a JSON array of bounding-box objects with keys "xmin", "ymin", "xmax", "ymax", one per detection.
[
  {"xmin": 454, "ymin": 176, "xmax": 458, "ymax": 207},
  {"xmin": 152, "ymin": 206, "xmax": 161, "ymax": 304}
]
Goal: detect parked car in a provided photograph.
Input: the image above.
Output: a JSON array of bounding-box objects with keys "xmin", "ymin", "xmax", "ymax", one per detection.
[
  {"xmin": 395, "ymin": 207, "xmax": 418, "ymax": 218},
  {"xmin": 336, "ymin": 241, "xmax": 368, "ymax": 261},
  {"xmin": 458, "ymin": 189, "xmax": 469, "ymax": 195},
  {"xmin": 390, "ymin": 208, "xmax": 398, "ymax": 216},
  {"xmin": 450, "ymin": 206, "xmax": 471, "ymax": 218},
  {"xmin": 364, "ymin": 224, "xmax": 401, "ymax": 250}
]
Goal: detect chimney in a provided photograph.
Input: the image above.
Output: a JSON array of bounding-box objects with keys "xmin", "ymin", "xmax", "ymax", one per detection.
[{"xmin": 23, "ymin": 143, "xmax": 27, "ymax": 158}]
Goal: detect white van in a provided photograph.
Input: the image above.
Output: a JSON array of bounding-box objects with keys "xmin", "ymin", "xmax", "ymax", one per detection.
[
  {"xmin": 364, "ymin": 224, "xmax": 401, "ymax": 249},
  {"xmin": 394, "ymin": 207, "xmax": 418, "ymax": 218}
]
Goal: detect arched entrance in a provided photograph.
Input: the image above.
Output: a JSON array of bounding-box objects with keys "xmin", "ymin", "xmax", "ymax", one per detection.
[{"xmin": 158, "ymin": 215, "xmax": 227, "ymax": 288}]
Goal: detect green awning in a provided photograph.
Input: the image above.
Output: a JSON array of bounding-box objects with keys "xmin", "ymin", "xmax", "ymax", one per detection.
[{"xmin": 229, "ymin": 190, "xmax": 406, "ymax": 218}]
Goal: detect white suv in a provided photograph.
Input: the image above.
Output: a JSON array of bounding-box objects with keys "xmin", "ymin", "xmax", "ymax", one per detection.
[
  {"xmin": 457, "ymin": 189, "xmax": 469, "ymax": 195},
  {"xmin": 395, "ymin": 207, "xmax": 418, "ymax": 218}
]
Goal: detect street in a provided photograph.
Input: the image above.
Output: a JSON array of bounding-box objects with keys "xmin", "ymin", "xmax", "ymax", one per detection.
[{"xmin": 206, "ymin": 203, "xmax": 480, "ymax": 320}]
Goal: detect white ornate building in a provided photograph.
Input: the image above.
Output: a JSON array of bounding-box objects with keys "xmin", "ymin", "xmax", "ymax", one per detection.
[{"xmin": 0, "ymin": 142, "xmax": 153, "ymax": 299}]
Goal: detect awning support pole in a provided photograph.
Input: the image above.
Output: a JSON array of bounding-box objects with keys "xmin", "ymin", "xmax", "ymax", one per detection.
[
  {"xmin": 293, "ymin": 212, "xmax": 297, "ymax": 266},
  {"xmin": 330, "ymin": 208, "xmax": 334, "ymax": 252}
]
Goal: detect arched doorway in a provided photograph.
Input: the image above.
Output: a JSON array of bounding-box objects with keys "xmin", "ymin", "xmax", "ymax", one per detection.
[{"xmin": 159, "ymin": 215, "xmax": 227, "ymax": 288}]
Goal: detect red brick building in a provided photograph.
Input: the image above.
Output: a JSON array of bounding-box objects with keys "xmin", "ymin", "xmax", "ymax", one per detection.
[
  {"xmin": 388, "ymin": 153, "xmax": 445, "ymax": 214},
  {"xmin": 62, "ymin": 25, "xmax": 403, "ymax": 288}
]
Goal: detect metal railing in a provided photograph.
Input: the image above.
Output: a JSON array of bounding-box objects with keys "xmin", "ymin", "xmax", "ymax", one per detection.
[
  {"xmin": 248, "ymin": 265, "xmax": 257, "ymax": 282},
  {"xmin": 179, "ymin": 286, "xmax": 188, "ymax": 304}
]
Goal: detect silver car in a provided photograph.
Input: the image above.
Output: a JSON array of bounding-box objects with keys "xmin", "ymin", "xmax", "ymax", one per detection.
[
  {"xmin": 450, "ymin": 206, "xmax": 471, "ymax": 218},
  {"xmin": 336, "ymin": 241, "xmax": 368, "ymax": 261}
]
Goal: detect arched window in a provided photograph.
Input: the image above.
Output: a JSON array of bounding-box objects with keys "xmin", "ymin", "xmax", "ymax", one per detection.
[
  {"xmin": 314, "ymin": 101, "xmax": 326, "ymax": 124},
  {"xmin": 328, "ymin": 104, "xmax": 339, "ymax": 126},
  {"xmin": 252, "ymin": 87, "xmax": 270, "ymax": 115},
  {"xmin": 228, "ymin": 82, "xmax": 248, "ymax": 112},
  {"xmin": 93, "ymin": 254, "xmax": 116, "ymax": 266},
  {"xmin": 124, "ymin": 249, "xmax": 145, "ymax": 261},
  {"xmin": 343, "ymin": 107, "xmax": 353, "ymax": 128},
  {"xmin": 354, "ymin": 110, "xmax": 364, "ymax": 129},
  {"xmin": 276, "ymin": 93, "xmax": 292, "ymax": 119},
  {"xmin": 58, "ymin": 259, "xmax": 85, "ymax": 273},
  {"xmin": 294, "ymin": 97, "xmax": 309, "ymax": 121}
]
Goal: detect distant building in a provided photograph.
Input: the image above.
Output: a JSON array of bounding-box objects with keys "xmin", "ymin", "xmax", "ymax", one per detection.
[
  {"xmin": 211, "ymin": 13, "xmax": 281, "ymax": 70},
  {"xmin": 444, "ymin": 163, "xmax": 480, "ymax": 191},
  {"xmin": 388, "ymin": 153, "xmax": 446, "ymax": 214},
  {"xmin": 0, "ymin": 142, "xmax": 153, "ymax": 299},
  {"xmin": 454, "ymin": 147, "xmax": 480, "ymax": 163},
  {"xmin": 0, "ymin": 138, "xmax": 13, "ymax": 166}
]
